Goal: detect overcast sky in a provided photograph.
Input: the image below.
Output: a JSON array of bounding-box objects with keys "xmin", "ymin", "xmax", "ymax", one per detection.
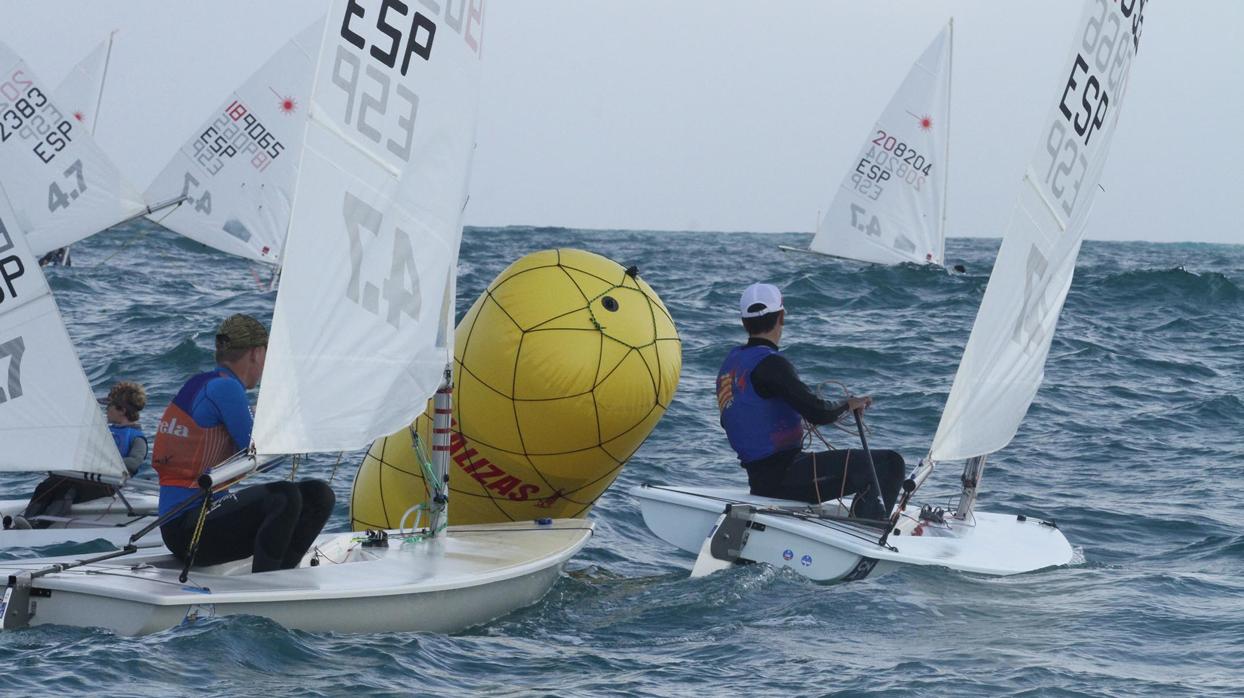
[{"xmin": 1, "ymin": 1, "xmax": 1237, "ymax": 244}]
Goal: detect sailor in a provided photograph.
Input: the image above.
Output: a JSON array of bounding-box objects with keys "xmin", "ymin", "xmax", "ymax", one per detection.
[
  {"xmin": 717, "ymin": 283, "xmax": 906, "ymax": 519},
  {"xmin": 10, "ymin": 381, "xmax": 150, "ymax": 529},
  {"xmin": 152, "ymin": 314, "xmax": 334, "ymax": 573}
]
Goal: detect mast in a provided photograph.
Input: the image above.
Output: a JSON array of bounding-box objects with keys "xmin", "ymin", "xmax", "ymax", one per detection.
[
  {"xmin": 430, "ymin": 366, "xmax": 453, "ymax": 534},
  {"xmin": 939, "ymin": 18, "xmax": 953, "ymax": 266},
  {"xmin": 954, "ymin": 454, "xmax": 985, "ymax": 520},
  {"xmin": 90, "ymin": 30, "xmax": 118, "ymax": 137}
]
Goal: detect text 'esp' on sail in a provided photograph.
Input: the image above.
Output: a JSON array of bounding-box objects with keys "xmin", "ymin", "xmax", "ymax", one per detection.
[
  {"xmin": 253, "ymin": 0, "xmax": 485, "ymax": 455},
  {"xmin": 932, "ymin": 1, "xmax": 1147, "ymax": 461}
]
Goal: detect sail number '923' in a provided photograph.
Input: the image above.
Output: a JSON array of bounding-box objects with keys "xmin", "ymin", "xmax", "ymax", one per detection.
[{"xmin": 332, "ymin": 0, "xmax": 484, "ymax": 162}]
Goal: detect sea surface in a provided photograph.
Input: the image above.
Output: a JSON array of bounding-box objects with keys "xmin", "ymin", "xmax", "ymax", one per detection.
[{"xmin": 1, "ymin": 224, "xmax": 1241, "ymax": 697}]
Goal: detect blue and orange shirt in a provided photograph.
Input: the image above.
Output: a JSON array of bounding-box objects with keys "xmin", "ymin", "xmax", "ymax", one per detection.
[{"xmin": 151, "ymin": 367, "xmax": 254, "ymax": 517}]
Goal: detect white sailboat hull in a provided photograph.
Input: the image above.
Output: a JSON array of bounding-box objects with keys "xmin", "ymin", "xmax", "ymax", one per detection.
[
  {"xmin": 633, "ymin": 484, "xmax": 1073, "ymax": 582},
  {"xmin": 0, "ymin": 519, "xmax": 592, "ymax": 635},
  {"xmin": 0, "ymin": 493, "xmax": 162, "ymax": 550}
]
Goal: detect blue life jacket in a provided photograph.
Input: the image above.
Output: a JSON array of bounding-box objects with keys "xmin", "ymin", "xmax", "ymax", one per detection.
[
  {"xmin": 717, "ymin": 344, "xmax": 803, "ymax": 464},
  {"xmin": 109, "ymin": 424, "xmax": 144, "ymax": 460}
]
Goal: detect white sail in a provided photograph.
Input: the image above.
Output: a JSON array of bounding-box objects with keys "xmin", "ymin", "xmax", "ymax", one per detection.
[
  {"xmin": 932, "ymin": 1, "xmax": 1147, "ymax": 461},
  {"xmin": 144, "ymin": 19, "xmax": 324, "ymax": 266},
  {"xmin": 0, "ymin": 196, "xmax": 125, "ymax": 476},
  {"xmin": 809, "ymin": 22, "xmax": 952, "ymax": 266},
  {"xmin": 54, "ymin": 33, "xmax": 117, "ymax": 136},
  {"xmin": 0, "ymin": 41, "xmax": 146, "ymax": 257},
  {"xmin": 253, "ymin": 1, "xmax": 484, "ymax": 454}
]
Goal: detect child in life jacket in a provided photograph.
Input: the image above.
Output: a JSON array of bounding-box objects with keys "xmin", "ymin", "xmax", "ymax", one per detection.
[{"xmin": 8, "ymin": 382, "xmax": 148, "ymax": 529}]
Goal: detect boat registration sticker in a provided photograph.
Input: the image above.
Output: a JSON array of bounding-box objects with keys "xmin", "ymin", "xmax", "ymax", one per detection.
[
  {"xmin": 800, "ymin": 554, "xmax": 813, "ymax": 567},
  {"xmin": 782, "ymin": 549, "xmax": 794, "ymax": 562}
]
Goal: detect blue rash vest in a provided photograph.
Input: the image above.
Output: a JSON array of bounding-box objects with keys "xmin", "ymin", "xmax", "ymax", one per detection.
[
  {"xmin": 155, "ymin": 366, "xmax": 255, "ymax": 517},
  {"xmin": 717, "ymin": 344, "xmax": 804, "ymax": 464},
  {"xmin": 109, "ymin": 424, "xmax": 143, "ymax": 459}
]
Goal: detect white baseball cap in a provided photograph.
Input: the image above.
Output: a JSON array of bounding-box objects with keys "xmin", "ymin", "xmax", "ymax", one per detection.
[{"xmin": 739, "ymin": 283, "xmax": 784, "ymax": 318}]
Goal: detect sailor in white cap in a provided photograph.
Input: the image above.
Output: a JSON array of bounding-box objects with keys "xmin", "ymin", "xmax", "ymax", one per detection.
[{"xmin": 715, "ymin": 283, "xmax": 906, "ymax": 518}]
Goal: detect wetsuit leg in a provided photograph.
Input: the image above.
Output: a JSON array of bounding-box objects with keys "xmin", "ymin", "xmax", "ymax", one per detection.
[
  {"xmin": 870, "ymin": 450, "xmax": 907, "ymax": 514},
  {"xmin": 161, "ymin": 481, "xmax": 305, "ymax": 573},
  {"xmin": 763, "ymin": 450, "xmax": 905, "ymax": 519},
  {"xmin": 280, "ymin": 480, "xmax": 335, "ymax": 569},
  {"xmin": 23, "ymin": 476, "xmax": 116, "ymax": 527}
]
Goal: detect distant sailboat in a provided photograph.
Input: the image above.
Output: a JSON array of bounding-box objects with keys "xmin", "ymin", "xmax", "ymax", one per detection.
[
  {"xmin": 42, "ymin": 32, "xmax": 120, "ymax": 267},
  {"xmin": 641, "ymin": 2, "xmax": 1147, "ymax": 581},
  {"xmin": 144, "ymin": 18, "xmax": 323, "ymax": 271},
  {"xmin": 0, "ymin": 41, "xmax": 174, "ymax": 262},
  {"xmin": 781, "ymin": 21, "xmax": 952, "ymax": 266}
]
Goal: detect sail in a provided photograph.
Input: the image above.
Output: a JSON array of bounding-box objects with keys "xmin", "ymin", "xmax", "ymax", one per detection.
[
  {"xmin": 0, "ymin": 196, "xmax": 125, "ymax": 476},
  {"xmin": 809, "ymin": 22, "xmax": 952, "ymax": 266},
  {"xmin": 144, "ymin": 18, "xmax": 324, "ymax": 266},
  {"xmin": 0, "ymin": 41, "xmax": 146, "ymax": 257},
  {"xmin": 253, "ymin": 0, "xmax": 485, "ymax": 455},
  {"xmin": 931, "ymin": 1, "xmax": 1147, "ymax": 461},
  {"xmin": 54, "ymin": 33, "xmax": 116, "ymax": 136}
]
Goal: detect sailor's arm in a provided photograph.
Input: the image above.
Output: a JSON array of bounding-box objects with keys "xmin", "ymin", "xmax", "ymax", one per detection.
[
  {"xmin": 752, "ymin": 354, "xmax": 865, "ymax": 425},
  {"xmin": 203, "ymin": 379, "xmax": 256, "ymax": 453},
  {"xmin": 122, "ymin": 436, "xmax": 148, "ymax": 476}
]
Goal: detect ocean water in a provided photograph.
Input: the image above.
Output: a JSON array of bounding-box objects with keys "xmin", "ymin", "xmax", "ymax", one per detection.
[{"xmin": 1, "ymin": 223, "xmax": 1241, "ymax": 697}]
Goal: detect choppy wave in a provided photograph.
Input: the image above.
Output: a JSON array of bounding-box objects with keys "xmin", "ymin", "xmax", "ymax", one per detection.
[{"xmin": 2, "ymin": 227, "xmax": 1241, "ymax": 696}]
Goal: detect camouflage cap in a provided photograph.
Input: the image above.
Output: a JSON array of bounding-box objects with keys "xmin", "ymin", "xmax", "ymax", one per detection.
[{"xmin": 216, "ymin": 314, "xmax": 269, "ymax": 351}]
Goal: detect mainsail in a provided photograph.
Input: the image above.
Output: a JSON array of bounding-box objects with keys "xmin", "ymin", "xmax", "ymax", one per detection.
[
  {"xmin": 253, "ymin": 1, "xmax": 484, "ymax": 454},
  {"xmin": 0, "ymin": 41, "xmax": 146, "ymax": 257},
  {"xmin": 54, "ymin": 33, "xmax": 117, "ymax": 136},
  {"xmin": 0, "ymin": 195, "xmax": 125, "ymax": 476},
  {"xmin": 932, "ymin": 1, "xmax": 1147, "ymax": 461},
  {"xmin": 144, "ymin": 19, "xmax": 324, "ymax": 266},
  {"xmin": 809, "ymin": 22, "xmax": 952, "ymax": 266}
]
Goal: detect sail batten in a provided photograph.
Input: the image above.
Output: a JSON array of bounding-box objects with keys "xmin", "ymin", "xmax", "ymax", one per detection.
[
  {"xmin": 809, "ymin": 22, "xmax": 951, "ymax": 266},
  {"xmin": 931, "ymin": 1, "xmax": 1148, "ymax": 462}
]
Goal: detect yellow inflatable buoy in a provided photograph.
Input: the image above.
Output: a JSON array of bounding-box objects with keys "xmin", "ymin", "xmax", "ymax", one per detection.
[{"xmin": 351, "ymin": 248, "xmax": 681, "ymax": 528}]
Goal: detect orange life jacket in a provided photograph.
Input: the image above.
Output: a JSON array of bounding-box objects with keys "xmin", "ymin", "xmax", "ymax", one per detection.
[{"xmin": 151, "ymin": 370, "xmax": 239, "ymax": 489}]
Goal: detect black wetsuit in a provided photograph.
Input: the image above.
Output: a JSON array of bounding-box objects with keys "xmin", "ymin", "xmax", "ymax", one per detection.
[
  {"xmin": 161, "ymin": 480, "xmax": 335, "ymax": 573},
  {"xmin": 738, "ymin": 337, "xmax": 905, "ymax": 519}
]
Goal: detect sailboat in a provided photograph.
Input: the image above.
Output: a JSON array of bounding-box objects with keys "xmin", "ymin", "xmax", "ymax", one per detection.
[
  {"xmin": 0, "ymin": 38, "xmax": 173, "ymax": 545},
  {"xmin": 144, "ymin": 18, "xmax": 322, "ymax": 272},
  {"xmin": 637, "ymin": 1, "xmax": 1147, "ymax": 581},
  {"xmin": 0, "ymin": 194, "xmax": 161, "ymax": 548},
  {"xmin": 0, "ymin": 1, "xmax": 593, "ymax": 636},
  {"xmin": 40, "ymin": 32, "xmax": 120, "ymax": 266},
  {"xmin": 0, "ymin": 40, "xmax": 180, "ymax": 264},
  {"xmin": 780, "ymin": 21, "xmax": 952, "ymax": 266}
]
